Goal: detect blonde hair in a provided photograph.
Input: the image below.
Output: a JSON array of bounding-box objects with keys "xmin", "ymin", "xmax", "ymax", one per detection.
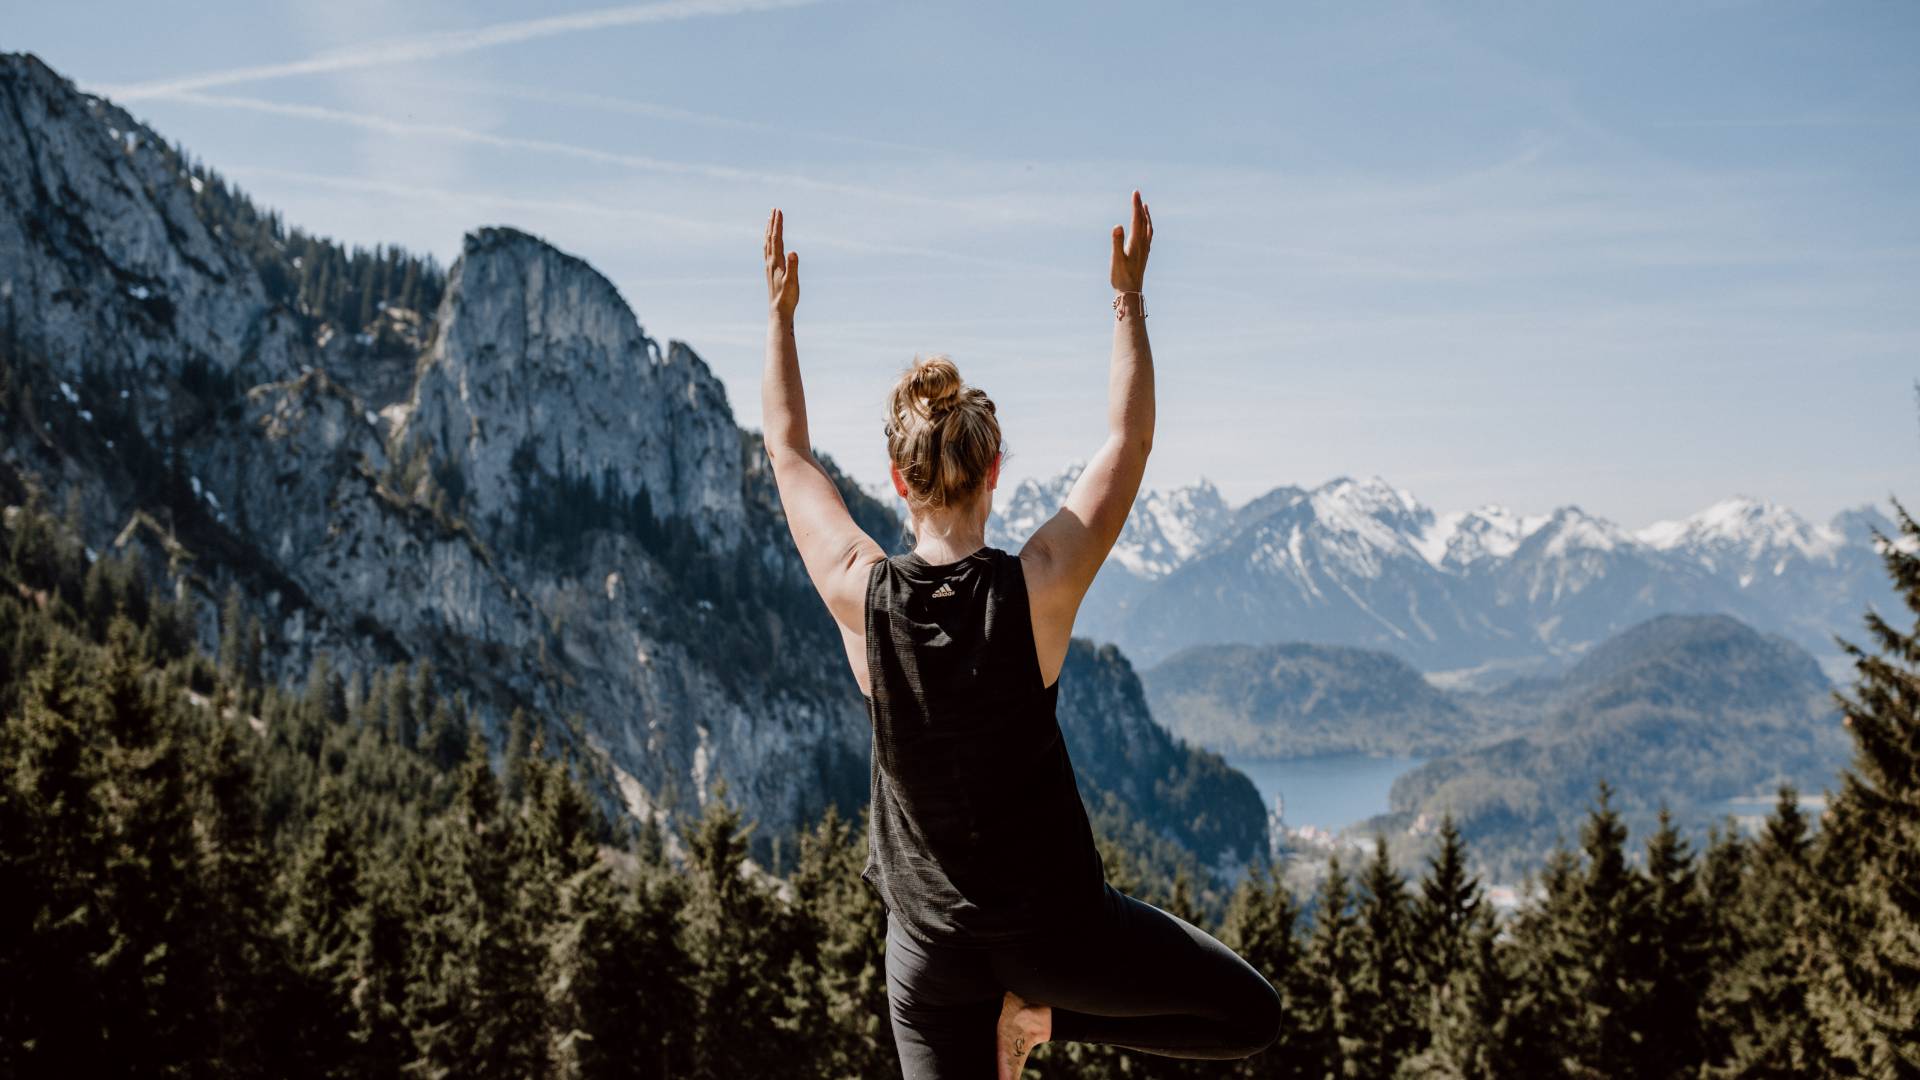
[{"xmin": 885, "ymin": 354, "xmax": 1001, "ymax": 510}]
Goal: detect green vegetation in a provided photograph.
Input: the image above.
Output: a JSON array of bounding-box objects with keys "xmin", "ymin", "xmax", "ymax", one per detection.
[
  {"xmin": 1392, "ymin": 614, "xmax": 1847, "ymax": 879},
  {"xmin": 184, "ymin": 162, "xmax": 446, "ymax": 332},
  {"xmin": 1142, "ymin": 642, "xmax": 1483, "ymax": 758},
  {"xmin": 5, "ymin": 470, "xmax": 1917, "ymax": 1077}
]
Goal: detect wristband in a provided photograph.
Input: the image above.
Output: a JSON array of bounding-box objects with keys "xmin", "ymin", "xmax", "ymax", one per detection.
[{"xmin": 1113, "ymin": 291, "xmax": 1147, "ymax": 320}]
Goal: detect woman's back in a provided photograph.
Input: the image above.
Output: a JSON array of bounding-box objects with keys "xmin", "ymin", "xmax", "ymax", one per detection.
[
  {"xmin": 752, "ymin": 196, "xmax": 1285, "ymax": 1076},
  {"xmin": 863, "ymin": 547, "xmax": 1107, "ymax": 946}
]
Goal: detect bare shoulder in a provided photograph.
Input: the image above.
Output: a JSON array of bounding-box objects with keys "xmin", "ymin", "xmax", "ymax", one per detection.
[
  {"xmin": 832, "ymin": 549, "xmax": 886, "ymax": 696},
  {"xmin": 825, "ymin": 546, "xmax": 888, "ymax": 631},
  {"xmin": 1018, "ymin": 541, "xmax": 1079, "ymax": 687},
  {"xmin": 1017, "ymin": 534, "xmax": 1071, "ymax": 612}
]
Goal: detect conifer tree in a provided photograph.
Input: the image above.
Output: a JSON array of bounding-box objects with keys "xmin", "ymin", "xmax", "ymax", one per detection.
[
  {"xmin": 1221, "ymin": 861, "xmax": 1309, "ymax": 1079},
  {"xmin": 680, "ymin": 787, "xmax": 803, "ymax": 1079},
  {"xmin": 349, "ymin": 851, "xmax": 416, "ymax": 1075},
  {"xmin": 406, "ymin": 730, "xmax": 548, "ymax": 1077},
  {"xmin": 1401, "ymin": 815, "xmax": 1511, "ymax": 1078},
  {"xmin": 0, "ymin": 645, "xmax": 112, "ymax": 1076},
  {"xmin": 1504, "ymin": 784, "xmax": 1659, "ymax": 1078},
  {"xmin": 1703, "ymin": 788, "xmax": 1827, "ymax": 1076},
  {"xmin": 1637, "ymin": 808, "xmax": 1710, "ymax": 1078},
  {"xmin": 192, "ymin": 707, "xmax": 280, "ymax": 1075},
  {"xmin": 1301, "ymin": 857, "xmax": 1362, "ymax": 1077},
  {"xmin": 1354, "ymin": 835, "xmax": 1417, "ymax": 1077},
  {"xmin": 280, "ymin": 778, "xmax": 364, "ymax": 1075},
  {"xmin": 1807, "ymin": 499, "xmax": 1920, "ymax": 1074},
  {"xmin": 70, "ymin": 617, "xmax": 227, "ymax": 1071},
  {"xmin": 778, "ymin": 806, "xmax": 898, "ymax": 1079}
]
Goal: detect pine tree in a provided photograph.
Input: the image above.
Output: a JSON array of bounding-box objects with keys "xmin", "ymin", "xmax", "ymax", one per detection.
[
  {"xmin": 192, "ymin": 707, "xmax": 281, "ymax": 1075},
  {"xmin": 279, "ymin": 778, "xmax": 364, "ymax": 1076},
  {"xmin": 1703, "ymin": 788, "xmax": 1827, "ymax": 1076},
  {"xmin": 680, "ymin": 787, "xmax": 803, "ymax": 1079},
  {"xmin": 1637, "ymin": 808, "xmax": 1710, "ymax": 1078},
  {"xmin": 1221, "ymin": 861, "xmax": 1309, "ymax": 1079},
  {"xmin": 1354, "ymin": 835, "xmax": 1416, "ymax": 1077},
  {"xmin": 1806, "ymin": 499, "xmax": 1920, "ymax": 1075},
  {"xmin": 89, "ymin": 616, "xmax": 217, "ymax": 1071},
  {"xmin": 0, "ymin": 644, "xmax": 114, "ymax": 1076},
  {"xmin": 777, "ymin": 805, "xmax": 898, "ymax": 1079},
  {"xmin": 1401, "ymin": 815, "xmax": 1512, "ymax": 1079},
  {"xmin": 1503, "ymin": 784, "xmax": 1661, "ymax": 1079},
  {"xmin": 1301, "ymin": 857, "xmax": 1362, "ymax": 1077}
]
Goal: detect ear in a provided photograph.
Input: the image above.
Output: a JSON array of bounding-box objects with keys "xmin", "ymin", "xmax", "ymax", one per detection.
[
  {"xmin": 889, "ymin": 461, "xmax": 910, "ymax": 499},
  {"xmin": 988, "ymin": 452, "xmax": 1002, "ymax": 491}
]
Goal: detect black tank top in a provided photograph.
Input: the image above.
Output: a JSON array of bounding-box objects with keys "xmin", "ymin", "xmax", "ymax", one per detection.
[{"xmin": 861, "ymin": 546, "xmax": 1107, "ymax": 946}]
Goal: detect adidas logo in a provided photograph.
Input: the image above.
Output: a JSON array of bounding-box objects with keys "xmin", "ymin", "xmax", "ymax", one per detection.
[{"xmin": 930, "ymin": 582, "xmax": 956, "ymax": 598}]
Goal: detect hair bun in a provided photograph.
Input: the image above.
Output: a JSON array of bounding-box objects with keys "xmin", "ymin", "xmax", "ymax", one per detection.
[
  {"xmin": 908, "ymin": 355, "xmax": 964, "ymax": 418},
  {"xmin": 884, "ymin": 353, "xmax": 1003, "ymax": 510}
]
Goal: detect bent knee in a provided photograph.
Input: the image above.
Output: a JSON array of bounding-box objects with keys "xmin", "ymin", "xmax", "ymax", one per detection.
[{"xmin": 1228, "ymin": 977, "xmax": 1284, "ymax": 1058}]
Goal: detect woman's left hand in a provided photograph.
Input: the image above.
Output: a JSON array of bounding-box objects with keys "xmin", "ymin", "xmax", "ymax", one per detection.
[
  {"xmin": 1109, "ymin": 190, "xmax": 1152, "ymax": 293},
  {"xmin": 765, "ymin": 208, "xmax": 800, "ymax": 319}
]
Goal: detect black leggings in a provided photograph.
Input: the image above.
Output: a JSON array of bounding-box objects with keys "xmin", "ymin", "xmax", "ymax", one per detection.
[{"xmin": 883, "ymin": 883, "xmax": 1282, "ymax": 1078}]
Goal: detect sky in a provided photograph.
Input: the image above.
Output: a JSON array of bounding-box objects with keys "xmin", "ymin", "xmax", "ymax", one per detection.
[{"xmin": 8, "ymin": 0, "xmax": 1918, "ymax": 529}]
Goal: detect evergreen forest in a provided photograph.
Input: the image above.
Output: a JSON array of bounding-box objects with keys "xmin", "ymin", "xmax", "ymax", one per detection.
[{"xmin": 2, "ymin": 480, "xmax": 1917, "ymax": 1078}]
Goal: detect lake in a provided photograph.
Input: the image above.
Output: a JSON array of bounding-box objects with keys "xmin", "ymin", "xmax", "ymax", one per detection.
[{"xmin": 1228, "ymin": 753, "xmax": 1426, "ymax": 834}]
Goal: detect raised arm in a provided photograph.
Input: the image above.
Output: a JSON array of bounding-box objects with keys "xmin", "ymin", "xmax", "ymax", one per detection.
[
  {"xmin": 760, "ymin": 210, "xmax": 885, "ymax": 653},
  {"xmin": 1021, "ymin": 192, "xmax": 1155, "ymax": 673}
]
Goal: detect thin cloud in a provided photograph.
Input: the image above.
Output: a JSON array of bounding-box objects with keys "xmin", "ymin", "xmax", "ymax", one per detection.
[
  {"xmin": 100, "ymin": 0, "xmax": 828, "ymax": 101},
  {"xmin": 436, "ymin": 79, "xmax": 949, "ymax": 157},
  {"xmin": 224, "ymin": 165, "xmax": 1067, "ymax": 275},
  {"xmin": 224, "ymin": 164, "xmax": 743, "ymax": 240},
  {"xmin": 159, "ymin": 90, "xmax": 1006, "ymax": 216}
]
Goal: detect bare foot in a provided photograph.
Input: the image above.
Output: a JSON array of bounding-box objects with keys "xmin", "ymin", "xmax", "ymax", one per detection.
[{"xmin": 997, "ymin": 990, "xmax": 1051, "ymax": 1080}]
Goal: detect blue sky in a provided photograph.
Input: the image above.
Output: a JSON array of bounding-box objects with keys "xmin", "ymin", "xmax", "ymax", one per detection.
[{"xmin": 10, "ymin": 0, "xmax": 1917, "ymax": 527}]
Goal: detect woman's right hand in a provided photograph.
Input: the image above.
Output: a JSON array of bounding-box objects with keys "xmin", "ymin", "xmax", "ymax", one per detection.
[
  {"xmin": 765, "ymin": 208, "xmax": 800, "ymax": 319},
  {"xmin": 1109, "ymin": 190, "xmax": 1152, "ymax": 293}
]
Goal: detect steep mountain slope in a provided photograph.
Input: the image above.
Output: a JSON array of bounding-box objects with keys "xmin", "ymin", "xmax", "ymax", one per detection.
[
  {"xmin": 1387, "ymin": 614, "xmax": 1845, "ymax": 877},
  {"xmin": 993, "ymin": 464, "xmax": 1898, "ymax": 674},
  {"xmin": 0, "ymin": 53, "xmax": 1267, "ymax": 870},
  {"xmin": 1141, "ymin": 642, "xmax": 1486, "ymax": 758},
  {"xmin": 1057, "ymin": 640, "xmax": 1268, "ymax": 874}
]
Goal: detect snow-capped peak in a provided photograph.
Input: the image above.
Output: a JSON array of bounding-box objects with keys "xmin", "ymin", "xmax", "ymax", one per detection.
[
  {"xmin": 1637, "ymin": 497, "xmax": 1843, "ymax": 583},
  {"xmin": 1532, "ymin": 506, "xmax": 1632, "ymax": 558},
  {"xmin": 1638, "ymin": 497, "xmax": 1841, "ymax": 559},
  {"xmin": 987, "ymin": 464, "xmax": 1232, "ymax": 578},
  {"xmin": 1414, "ymin": 505, "xmax": 1553, "ymax": 570}
]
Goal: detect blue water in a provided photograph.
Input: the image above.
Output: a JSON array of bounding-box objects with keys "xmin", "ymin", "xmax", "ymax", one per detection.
[{"xmin": 1228, "ymin": 754, "xmax": 1426, "ymax": 833}]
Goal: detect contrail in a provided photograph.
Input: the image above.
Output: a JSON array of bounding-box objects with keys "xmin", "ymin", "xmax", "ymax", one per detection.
[
  {"xmin": 441, "ymin": 79, "xmax": 949, "ymax": 157},
  {"xmin": 159, "ymin": 90, "xmax": 1023, "ymax": 217},
  {"xmin": 226, "ymin": 165, "xmax": 1063, "ymax": 273},
  {"xmin": 99, "ymin": 0, "xmax": 827, "ymax": 101}
]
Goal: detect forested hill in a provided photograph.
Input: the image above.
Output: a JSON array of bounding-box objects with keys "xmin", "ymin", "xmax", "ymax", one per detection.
[
  {"xmin": 0, "ymin": 51, "xmax": 1264, "ymax": 876},
  {"xmin": 1142, "ymin": 642, "xmax": 1486, "ymax": 758},
  {"xmin": 6, "ymin": 475, "xmax": 1918, "ymax": 1077},
  {"xmin": 1388, "ymin": 614, "xmax": 1847, "ymax": 878}
]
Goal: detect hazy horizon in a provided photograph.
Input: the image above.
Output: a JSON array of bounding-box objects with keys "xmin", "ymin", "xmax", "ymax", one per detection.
[{"xmin": 11, "ymin": 0, "xmax": 1916, "ymax": 529}]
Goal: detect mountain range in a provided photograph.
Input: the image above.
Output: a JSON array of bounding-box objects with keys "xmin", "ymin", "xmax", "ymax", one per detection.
[
  {"xmin": 0, "ymin": 53, "xmax": 1263, "ymax": 876},
  {"xmin": 988, "ymin": 466, "xmax": 1901, "ymax": 677},
  {"xmin": 1385, "ymin": 614, "xmax": 1848, "ymax": 878},
  {"xmin": 1138, "ymin": 614, "xmax": 1851, "ymax": 876}
]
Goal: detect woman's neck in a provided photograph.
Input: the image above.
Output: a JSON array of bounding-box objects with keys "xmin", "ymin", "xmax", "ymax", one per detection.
[{"xmin": 909, "ymin": 500, "xmax": 991, "ymax": 564}]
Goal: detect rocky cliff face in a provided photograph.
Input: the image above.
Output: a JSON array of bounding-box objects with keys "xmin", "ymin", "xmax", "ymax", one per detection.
[
  {"xmin": 0, "ymin": 52, "xmax": 877, "ymax": 841},
  {"xmin": 398, "ymin": 229, "xmax": 744, "ymax": 543},
  {"xmin": 0, "ymin": 53, "xmax": 1267, "ymax": 867}
]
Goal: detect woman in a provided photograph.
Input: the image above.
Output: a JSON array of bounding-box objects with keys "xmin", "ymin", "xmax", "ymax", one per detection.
[{"xmin": 760, "ymin": 193, "xmax": 1281, "ymax": 1079}]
